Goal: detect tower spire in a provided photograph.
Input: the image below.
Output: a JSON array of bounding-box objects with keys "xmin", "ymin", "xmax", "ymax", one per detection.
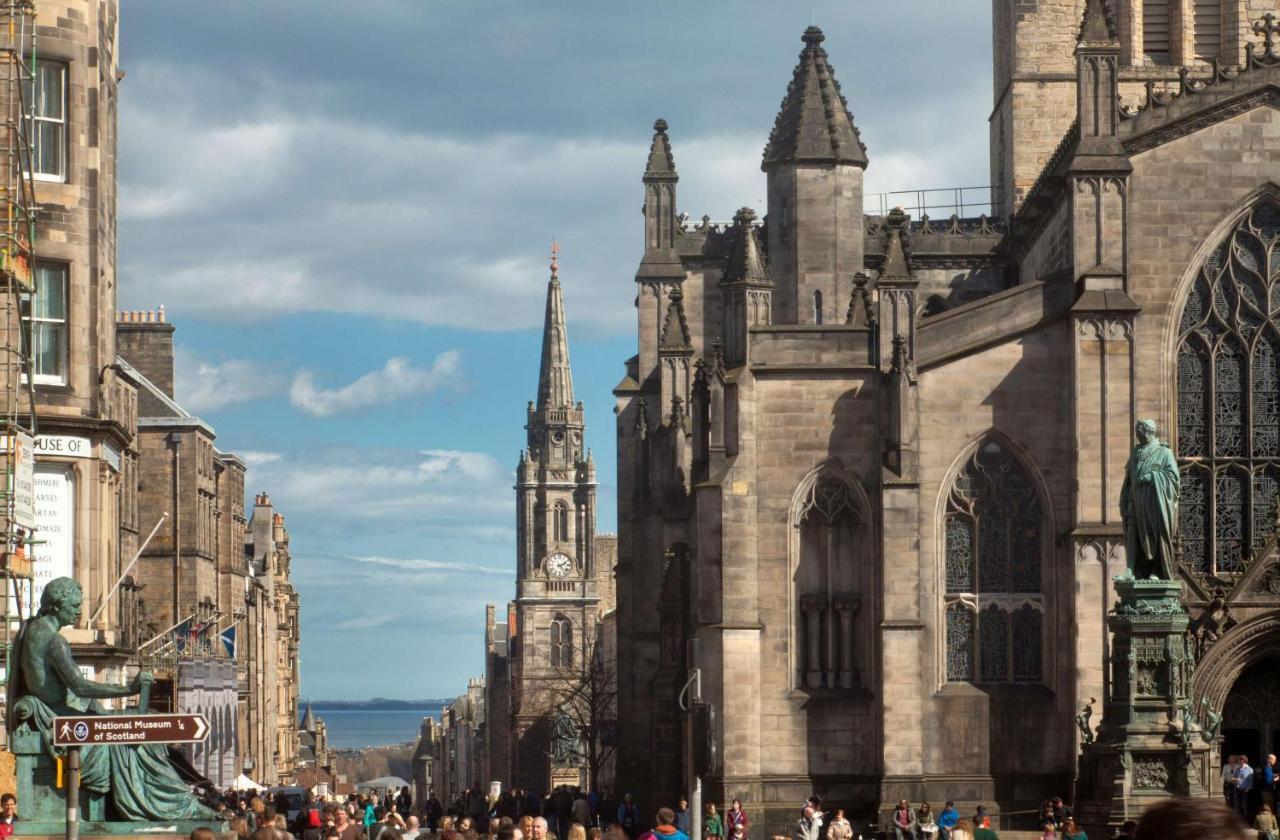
[{"xmin": 537, "ymin": 240, "xmax": 574, "ymax": 412}]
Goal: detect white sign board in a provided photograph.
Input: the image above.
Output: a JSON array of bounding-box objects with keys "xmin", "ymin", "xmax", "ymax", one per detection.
[
  {"xmin": 10, "ymin": 431, "xmax": 34, "ymax": 529},
  {"xmin": 32, "ymin": 435, "xmax": 91, "ymax": 459},
  {"xmin": 29, "ymin": 465, "xmax": 74, "ymax": 611}
]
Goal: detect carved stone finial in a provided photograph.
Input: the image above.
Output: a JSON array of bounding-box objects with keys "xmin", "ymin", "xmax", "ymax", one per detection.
[
  {"xmin": 549, "ymin": 239, "xmax": 560, "ymax": 280},
  {"xmin": 733, "ymin": 206, "xmax": 757, "ymax": 226},
  {"xmin": 802, "ymin": 25, "xmax": 825, "ymax": 47},
  {"xmin": 1255, "ymin": 13, "xmax": 1280, "ymax": 59},
  {"xmin": 653, "ymin": 118, "xmax": 668, "ymax": 134}
]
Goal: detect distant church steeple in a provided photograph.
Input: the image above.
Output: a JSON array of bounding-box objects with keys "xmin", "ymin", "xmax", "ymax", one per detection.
[{"xmin": 536, "ymin": 241, "xmax": 575, "ymax": 413}]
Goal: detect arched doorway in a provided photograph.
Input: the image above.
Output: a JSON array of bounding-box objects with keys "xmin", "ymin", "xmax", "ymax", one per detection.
[{"xmin": 1222, "ymin": 657, "xmax": 1280, "ymax": 766}]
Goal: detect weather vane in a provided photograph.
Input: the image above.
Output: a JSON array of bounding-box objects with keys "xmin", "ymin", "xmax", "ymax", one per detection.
[{"xmin": 550, "ymin": 238, "xmax": 560, "ymax": 279}]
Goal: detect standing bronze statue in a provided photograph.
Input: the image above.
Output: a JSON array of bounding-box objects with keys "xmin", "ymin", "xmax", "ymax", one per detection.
[{"xmin": 1119, "ymin": 419, "xmax": 1181, "ymax": 580}]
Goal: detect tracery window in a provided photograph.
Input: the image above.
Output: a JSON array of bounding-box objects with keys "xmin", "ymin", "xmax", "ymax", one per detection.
[
  {"xmin": 550, "ymin": 616, "xmax": 572, "ymax": 668},
  {"xmin": 944, "ymin": 439, "xmax": 1044, "ymax": 684},
  {"xmin": 1176, "ymin": 202, "xmax": 1280, "ymax": 575},
  {"xmin": 794, "ymin": 471, "xmax": 863, "ymax": 689}
]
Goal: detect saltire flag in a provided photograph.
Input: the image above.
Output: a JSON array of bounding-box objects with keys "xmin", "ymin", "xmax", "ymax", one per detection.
[
  {"xmin": 172, "ymin": 617, "xmax": 192, "ymax": 654},
  {"xmin": 220, "ymin": 626, "xmax": 236, "ymax": 658}
]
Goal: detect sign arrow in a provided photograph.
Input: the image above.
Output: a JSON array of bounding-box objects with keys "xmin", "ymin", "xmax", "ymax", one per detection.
[{"xmin": 192, "ymin": 715, "xmax": 208, "ymax": 741}]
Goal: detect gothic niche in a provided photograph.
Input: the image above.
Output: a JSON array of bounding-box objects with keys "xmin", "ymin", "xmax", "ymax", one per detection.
[
  {"xmin": 794, "ymin": 471, "xmax": 865, "ymax": 689},
  {"xmin": 1177, "ymin": 202, "xmax": 1280, "ymax": 575},
  {"xmin": 944, "ymin": 439, "xmax": 1045, "ymax": 685}
]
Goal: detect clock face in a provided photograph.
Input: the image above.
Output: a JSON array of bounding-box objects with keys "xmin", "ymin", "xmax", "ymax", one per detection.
[{"xmin": 547, "ymin": 552, "xmax": 573, "ymax": 578}]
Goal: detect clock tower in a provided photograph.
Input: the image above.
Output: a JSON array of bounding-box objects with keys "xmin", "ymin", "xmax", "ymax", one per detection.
[{"xmin": 510, "ymin": 244, "xmax": 602, "ymax": 790}]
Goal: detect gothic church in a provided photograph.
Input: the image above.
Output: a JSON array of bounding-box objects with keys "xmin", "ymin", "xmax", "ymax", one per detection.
[{"xmin": 614, "ymin": 0, "xmax": 1280, "ymax": 826}]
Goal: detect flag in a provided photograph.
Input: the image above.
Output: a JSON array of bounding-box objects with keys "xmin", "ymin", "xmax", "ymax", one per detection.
[
  {"xmin": 172, "ymin": 618, "xmax": 192, "ymax": 654},
  {"xmin": 220, "ymin": 626, "xmax": 236, "ymax": 659}
]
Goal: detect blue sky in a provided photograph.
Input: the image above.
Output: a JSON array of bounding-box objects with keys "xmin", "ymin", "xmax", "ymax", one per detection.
[{"xmin": 118, "ymin": 1, "xmax": 993, "ymax": 699}]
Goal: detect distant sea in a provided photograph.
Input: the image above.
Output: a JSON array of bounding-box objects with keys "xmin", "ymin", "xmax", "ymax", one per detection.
[{"xmin": 313, "ymin": 707, "xmax": 442, "ymax": 750}]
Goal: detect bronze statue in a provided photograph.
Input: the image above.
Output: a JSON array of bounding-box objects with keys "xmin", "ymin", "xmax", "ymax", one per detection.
[
  {"xmin": 7, "ymin": 577, "xmax": 219, "ymax": 822},
  {"xmin": 1077, "ymin": 697, "xmax": 1096, "ymax": 745},
  {"xmin": 1119, "ymin": 419, "xmax": 1181, "ymax": 580}
]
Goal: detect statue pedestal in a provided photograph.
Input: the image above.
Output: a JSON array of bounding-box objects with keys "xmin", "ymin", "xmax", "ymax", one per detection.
[{"xmin": 1075, "ymin": 579, "xmax": 1216, "ymax": 834}]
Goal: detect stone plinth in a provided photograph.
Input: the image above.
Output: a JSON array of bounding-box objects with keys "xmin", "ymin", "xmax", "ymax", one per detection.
[{"xmin": 1075, "ymin": 579, "xmax": 1215, "ymax": 834}]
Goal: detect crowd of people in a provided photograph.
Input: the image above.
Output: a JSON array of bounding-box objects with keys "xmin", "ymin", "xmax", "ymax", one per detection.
[{"xmin": 1221, "ymin": 751, "xmax": 1280, "ymax": 837}]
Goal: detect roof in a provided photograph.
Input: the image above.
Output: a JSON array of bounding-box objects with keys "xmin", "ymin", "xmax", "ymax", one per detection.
[
  {"xmin": 536, "ymin": 274, "xmax": 575, "ymax": 412},
  {"xmin": 721, "ymin": 207, "xmax": 771, "ymax": 287},
  {"xmin": 1077, "ymin": 0, "xmax": 1118, "ymax": 44},
  {"xmin": 763, "ymin": 26, "xmax": 867, "ymax": 169},
  {"xmin": 116, "ymin": 355, "xmax": 216, "ymax": 436}
]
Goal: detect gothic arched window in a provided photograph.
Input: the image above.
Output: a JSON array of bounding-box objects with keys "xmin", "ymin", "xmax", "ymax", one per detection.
[
  {"xmin": 794, "ymin": 471, "xmax": 864, "ymax": 689},
  {"xmin": 1176, "ymin": 202, "xmax": 1280, "ymax": 575},
  {"xmin": 813, "ymin": 290, "xmax": 824, "ymax": 325},
  {"xmin": 550, "ymin": 616, "xmax": 572, "ymax": 668},
  {"xmin": 553, "ymin": 502, "xmax": 569, "ymax": 544},
  {"xmin": 943, "ymin": 439, "xmax": 1045, "ymax": 684}
]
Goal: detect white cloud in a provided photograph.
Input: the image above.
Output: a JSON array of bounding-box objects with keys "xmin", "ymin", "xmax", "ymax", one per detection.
[
  {"xmin": 174, "ymin": 346, "xmax": 285, "ymax": 414},
  {"xmin": 333, "ymin": 613, "xmax": 395, "ymax": 631},
  {"xmin": 289, "ymin": 352, "xmax": 462, "ymax": 418},
  {"xmin": 351, "ymin": 555, "xmax": 507, "ymax": 576}
]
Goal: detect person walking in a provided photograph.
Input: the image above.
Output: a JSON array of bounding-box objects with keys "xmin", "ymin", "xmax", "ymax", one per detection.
[
  {"xmin": 1238, "ymin": 756, "xmax": 1256, "ymax": 821},
  {"xmin": 617, "ymin": 796, "xmax": 639, "ymax": 840},
  {"xmin": 1265, "ymin": 755, "xmax": 1278, "ymax": 815},
  {"xmin": 675, "ymin": 800, "xmax": 691, "ymax": 839}
]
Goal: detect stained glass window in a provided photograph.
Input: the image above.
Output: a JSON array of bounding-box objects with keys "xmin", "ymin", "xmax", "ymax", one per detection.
[
  {"xmin": 943, "ymin": 439, "xmax": 1044, "ymax": 684},
  {"xmin": 1176, "ymin": 202, "xmax": 1280, "ymax": 574},
  {"xmin": 946, "ymin": 604, "xmax": 974, "ymax": 682}
]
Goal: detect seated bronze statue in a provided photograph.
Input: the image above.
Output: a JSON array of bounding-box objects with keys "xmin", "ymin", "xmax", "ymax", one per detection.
[{"xmin": 6, "ymin": 576, "xmax": 220, "ymax": 822}]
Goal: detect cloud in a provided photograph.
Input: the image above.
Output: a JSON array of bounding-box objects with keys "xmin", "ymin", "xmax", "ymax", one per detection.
[
  {"xmin": 174, "ymin": 346, "xmax": 285, "ymax": 414},
  {"xmin": 289, "ymin": 352, "xmax": 463, "ymax": 418},
  {"xmin": 333, "ymin": 613, "xmax": 395, "ymax": 631},
  {"xmin": 350, "ymin": 555, "xmax": 507, "ymax": 576}
]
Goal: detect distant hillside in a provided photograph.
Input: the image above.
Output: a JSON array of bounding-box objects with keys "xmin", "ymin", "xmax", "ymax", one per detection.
[{"xmin": 308, "ymin": 698, "xmax": 451, "ymax": 711}]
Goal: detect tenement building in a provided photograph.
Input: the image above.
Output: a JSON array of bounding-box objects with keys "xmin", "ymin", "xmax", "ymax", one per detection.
[
  {"xmin": 484, "ymin": 253, "xmax": 618, "ymax": 794},
  {"xmin": 615, "ymin": 0, "xmax": 1280, "ymax": 825}
]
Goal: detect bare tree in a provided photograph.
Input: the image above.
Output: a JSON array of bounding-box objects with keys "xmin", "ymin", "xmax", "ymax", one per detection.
[{"xmin": 541, "ymin": 615, "xmax": 617, "ymax": 792}]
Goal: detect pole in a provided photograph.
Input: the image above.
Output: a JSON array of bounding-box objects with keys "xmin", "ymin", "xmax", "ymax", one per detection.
[
  {"xmin": 88, "ymin": 512, "xmax": 168, "ymax": 624},
  {"xmin": 65, "ymin": 746, "xmax": 79, "ymax": 840},
  {"xmin": 687, "ymin": 639, "xmax": 702, "ymax": 840}
]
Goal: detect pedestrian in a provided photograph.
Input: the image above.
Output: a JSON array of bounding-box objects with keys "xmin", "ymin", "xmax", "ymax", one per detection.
[
  {"xmin": 829, "ymin": 809, "xmax": 851, "ymax": 840},
  {"xmin": 302, "ymin": 808, "xmax": 323, "ymax": 840},
  {"xmin": 1257, "ymin": 803, "xmax": 1279, "ymax": 840},
  {"xmin": 1238, "ymin": 755, "xmax": 1256, "ymax": 820},
  {"xmin": 1266, "ymin": 755, "xmax": 1278, "ymax": 814},
  {"xmin": 936, "ymin": 802, "xmax": 958, "ymax": 840},
  {"xmin": 1224, "ymin": 754, "xmax": 1238, "ymax": 808},
  {"xmin": 401, "ymin": 817, "xmax": 421, "ymax": 840},
  {"xmin": 916, "ymin": 804, "xmax": 937, "ymax": 840},
  {"xmin": 1134, "ymin": 797, "xmax": 1247, "ymax": 840},
  {"xmin": 972, "ymin": 807, "xmax": 990, "ymax": 831},
  {"xmin": 1037, "ymin": 823, "xmax": 1055, "ymax": 840},
  {"xmin": 972, "ymin": 814, "xmax": 997, "ymax": 840},
  {"xmin": 640, "ymin": 808, "xmax": 687, "ymax": 840},
  {"xmin": 675, "ymin": 799, "xmax": 691, "ymax": 838},
  {"xmin": 947, "ymin": 820, "xmax": 973, "ymax": 840},
  {"xmin": 705, "ymin": 804, "xmax": 723, "ymax": 840},
  {"xmin": 520, "ymin": 816, "xmax": 534, "ymax": 840},
  {"xmin": 1061, "ymin": 817, "xmax": 1085, "ymax": 840},
  {"xmin": 891, "ymin": 801, "xmax": 916, "ymax": 840},
  {"xmin": 532, "ymin": 816, "xmax": 556, "ymax": 840},
  {"xmin": 617, "ymin": 796, "xmax": 639, "ymax": 840},
  {"xmin": 1050, "ymin": 797, "xmax": 1071, "ymax": 829},
  {"xmin": 498, "ymin": 826, "xmax": 523, "ymax": 840},
  {"xmin": 0, "ymin": 793, "xmax": 16, "ymax": 839},
  {"xmin": 365, "ymin": 798, "xmax": 378, "ymax": 833},
  {"xmin": 726, "ymin": 800, "xmax": 749, "ymax": 840},
  {"xmin": 572, "ymin": 794, "xmax": 591, "ymax": 830},
  {"xmin": 568, "ymin": 824, "xmax": 587, "ymax": 840}
]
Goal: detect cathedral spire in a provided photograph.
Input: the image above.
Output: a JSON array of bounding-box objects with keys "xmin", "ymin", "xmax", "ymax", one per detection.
[
  {"xmin": 536, "ymin": 241, "xmax": 575, "ymax": 412},
  {"xmin": 763, "ymin": 26, "xmax": 868, "ymax": 170}
]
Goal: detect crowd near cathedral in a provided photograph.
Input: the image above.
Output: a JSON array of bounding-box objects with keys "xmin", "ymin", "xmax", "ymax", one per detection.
[{"xmin": 422, "ymin": 0, "xmax": 1280, "ymax": 835}]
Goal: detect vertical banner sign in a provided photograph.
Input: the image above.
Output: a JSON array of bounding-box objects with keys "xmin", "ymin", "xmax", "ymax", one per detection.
[
  {"xmin": 30, "ymin": 464, "xmax": 74, "ymax": 610},
  {"xmin": 10, "ymin": 430, "xmax": 34, "ymax": 529}
]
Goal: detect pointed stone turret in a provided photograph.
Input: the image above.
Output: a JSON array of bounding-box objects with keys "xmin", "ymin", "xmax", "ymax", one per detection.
[
  {"xmin": 722, "ymin": 207, "xmax": 772, "ymax": 288},
  {"xmin": 763, "ymin": 27, "xmax": 866, "ymax": 326},
  {"xmin": 301, "ymin": 702, "xmax": 316, "ymax": 732},
  {"xmin": 536, "ymin": 244, "xmax": 574, "ymax": 413},
  {"xmin": 639, "ymin": 118, "xmax": 684, "ymax": 280},
  {"xmin": 763, "ymin": 27, "xmax": 867, "ymax": 170},
  {"xmin": 876, "ymin": 209, "xmax": 918, "ymax": 371},
  {"xmin": 721, "ymin": 207, "xmax": 773, "ymax": 366},
  {"xmin": 1077, "ymin": 0, "xmax": 1118, "ymax": 44}
]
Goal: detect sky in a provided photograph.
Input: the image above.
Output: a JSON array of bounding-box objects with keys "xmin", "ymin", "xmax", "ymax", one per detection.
[{"xmin": 118, "ymin": 1, "xmax": 994, "ymax": 700}]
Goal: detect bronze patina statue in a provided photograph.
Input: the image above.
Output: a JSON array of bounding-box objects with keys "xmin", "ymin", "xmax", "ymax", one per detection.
[
  {"xmin": 1119, "ymin": 419, "xmax": 1181, "ymax": 580},
  {"xmin": 7, "ymin": 577, "xmax": 219, "ymax": 822}
]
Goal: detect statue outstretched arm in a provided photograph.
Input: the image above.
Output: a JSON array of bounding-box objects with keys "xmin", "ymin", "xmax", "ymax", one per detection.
[{"xmin": 50, "ymin": 636, "xmax": 138, "ymax": 700}]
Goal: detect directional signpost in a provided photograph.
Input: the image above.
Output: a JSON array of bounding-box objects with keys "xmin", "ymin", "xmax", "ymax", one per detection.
[
  {"xmin": 52, "ymin": 714, "xmax": 209, "ymax": 840},
  {"xmin": 52, "ymin": 713, "xmax": 209, "ymax": 747}
]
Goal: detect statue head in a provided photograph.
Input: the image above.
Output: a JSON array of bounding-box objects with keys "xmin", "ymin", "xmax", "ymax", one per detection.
[
  {"xmin": 38, "ymin": 576, "xmax": 82, "ymax": 627},
  {"xmin": 1136, "ymin": 418, "xmax": 1159, "ymax": 444}
]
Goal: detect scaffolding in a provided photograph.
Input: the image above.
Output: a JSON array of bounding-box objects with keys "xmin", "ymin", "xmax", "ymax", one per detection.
[{"xmin": 0, "ymin": 0, "xmax": 39, "ymax": 736}]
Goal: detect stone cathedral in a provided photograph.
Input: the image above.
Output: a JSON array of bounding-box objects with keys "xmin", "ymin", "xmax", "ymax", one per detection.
[{"xmin": 613, "ymin": 0, "xmax": 1280, "ymax": 826}]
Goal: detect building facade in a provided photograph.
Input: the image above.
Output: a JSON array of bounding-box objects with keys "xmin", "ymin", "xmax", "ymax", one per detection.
[{"xmin": 615, "ymin": 0, "xmax": 1280, "ymax": 827}]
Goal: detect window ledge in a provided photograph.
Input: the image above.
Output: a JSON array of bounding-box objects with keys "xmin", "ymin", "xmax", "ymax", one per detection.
[
  {"xmin": 935, "ymin": 681, "xmax": 1055, "ymax": 700},
  {"xmin": 789, "ymin": 685, "xmax": 875, "ymax": 703}
]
